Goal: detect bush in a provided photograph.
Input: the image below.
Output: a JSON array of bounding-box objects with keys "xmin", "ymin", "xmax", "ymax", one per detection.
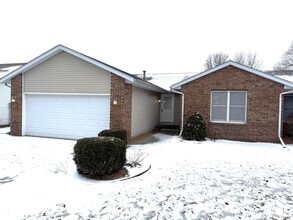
[
  {"xmin": 73, "ymin": 137, "xmax": 126, "ymax": 177},
  {"xmin": 181, "ymin": 112, "xmax": 207, "ymax": 141},
  {"xmin": 98, "ymin": 129, "xmax": 127, "ymax": 143},
  {"xmin": 283, "ymin": 121, "xmax": 293, "ymax": 137}
]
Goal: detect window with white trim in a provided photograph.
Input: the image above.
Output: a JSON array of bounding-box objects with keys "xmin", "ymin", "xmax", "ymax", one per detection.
[{"xmin": 211, "ymin": 91, "xmax": 247, "ymax": 123}]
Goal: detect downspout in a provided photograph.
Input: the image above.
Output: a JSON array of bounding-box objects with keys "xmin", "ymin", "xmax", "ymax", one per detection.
[
  {"xmin": 4, "ymin": 83, "xmax": 11, "ymax": 88},
  {"xmin": 171, "ymin": 89, "xmax": 184, "ymax": 137},
  {"xmin": 278, "ymin": 90, "xmax": 293, "ymax": 147}
]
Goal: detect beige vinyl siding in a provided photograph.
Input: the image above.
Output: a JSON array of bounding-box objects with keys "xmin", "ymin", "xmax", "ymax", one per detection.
[
  {"xmin": 24, "ymin": 52, "xmax": 111, "ymax": 93},
  {"xmin": 131, "ymin": 86, "xmax": 160, "ymax": 138}
]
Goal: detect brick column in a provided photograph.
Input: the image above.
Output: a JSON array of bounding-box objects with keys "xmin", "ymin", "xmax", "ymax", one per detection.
[
  {"xmin": 110, "ymin": 74, "xmax": 132, "ymax": 139},
  {"xmin": 11, "ymin": 74, "xmax": 22, "ymax": 136}
]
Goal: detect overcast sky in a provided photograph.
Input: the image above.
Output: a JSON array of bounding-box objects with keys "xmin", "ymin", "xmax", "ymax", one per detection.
[{"xmin": 1, "ymin": 0, "xmax": 292, "ymax": 74}]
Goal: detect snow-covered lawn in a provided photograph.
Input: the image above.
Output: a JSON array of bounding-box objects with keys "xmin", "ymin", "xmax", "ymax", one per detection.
[{"xmin": 1, "ymin": 128, "xmax": 293, "ymax": 219}]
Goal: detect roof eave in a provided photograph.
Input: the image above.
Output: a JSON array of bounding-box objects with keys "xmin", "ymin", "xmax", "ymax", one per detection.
[{"xmin": 131, "ymin": 79, "xmax": 167, "ymax": 93}]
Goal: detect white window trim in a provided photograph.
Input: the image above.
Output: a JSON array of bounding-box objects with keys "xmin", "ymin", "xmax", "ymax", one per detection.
[{"xmin": 210, "ymin": 91, "xmax": 247, "ymax": 124}]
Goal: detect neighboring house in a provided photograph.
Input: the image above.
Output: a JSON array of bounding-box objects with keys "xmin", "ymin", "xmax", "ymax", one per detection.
[
  {"xmin": 171, "ymin": 61, "xmax": 293, "ymax": 143},
  {"xmin": 0, "ymin": 64, "xmax": 24, "ymax": 126},
  {"xmin": 267, "ymin": 70, "xmax": 293, "ymax": 122},
  {"xmin": 0, "ymin": 45, "xmax": 168, "ymax": 140}
]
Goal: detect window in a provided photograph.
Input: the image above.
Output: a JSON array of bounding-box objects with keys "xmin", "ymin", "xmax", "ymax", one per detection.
[
  {"xmin": 211, "ymin": 91, "xmax": 247, "ymax": 123},
  {"xmin": 163, "ymin": 96, "xmax": 172, "ymax": 109}
]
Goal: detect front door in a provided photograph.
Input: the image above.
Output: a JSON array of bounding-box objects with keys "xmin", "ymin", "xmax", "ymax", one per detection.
[{"xmin": 160, "ymin": 94, "xmax": 174, "ymax": 123}]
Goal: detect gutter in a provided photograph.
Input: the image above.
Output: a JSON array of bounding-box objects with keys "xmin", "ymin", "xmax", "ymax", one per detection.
[
  {"xmin": 171, "ymin": 89, "xmax": 184, "ymax": 137},
  {"xmin": 278, "ymin": 90, "xmax": 293, "ymax": 147}
]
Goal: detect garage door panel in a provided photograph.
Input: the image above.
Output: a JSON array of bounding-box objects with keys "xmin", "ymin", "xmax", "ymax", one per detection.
[{"xmin": 26, "ymin": 94, "xmax": 110, "ymax": 139}]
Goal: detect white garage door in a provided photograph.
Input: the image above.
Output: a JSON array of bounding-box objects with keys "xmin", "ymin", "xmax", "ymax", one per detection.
[{"xmin": 25, "ymin": 94, "xmax": 110, "ymax": 139}]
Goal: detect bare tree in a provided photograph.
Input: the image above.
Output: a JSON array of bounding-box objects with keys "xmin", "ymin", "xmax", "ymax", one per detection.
[
  {"xmin": 274, "ymin": 41, "xmax": 293, "ymax": 70},
  {"xmin": 234, "ymin": 52, "xmax": 246, "ymax": 65},
  {"xmin": 204, "ymin": 52, "xmax": 229, "ymax": 70},
  {"xmin": 234, "ymin": 52, "xmax": 263, "ymax": 69}
]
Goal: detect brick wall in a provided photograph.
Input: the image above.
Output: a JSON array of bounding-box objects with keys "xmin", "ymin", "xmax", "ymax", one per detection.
[
  {"xmin": 110, "ymin": 74, "xmax": 132, "ymax": 139},
  {"xmin": 181, "ymin": 66, "xmax": 284, "ymax": 142},
  {"xmin": 10, "ymin": 74, "xmax": 22, "ymax": 136}
]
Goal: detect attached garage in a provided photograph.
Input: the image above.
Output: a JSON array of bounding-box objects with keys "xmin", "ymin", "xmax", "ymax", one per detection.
[
  {"xmin": 1, "ymin": 45, "xmax": 166, "ymax": 140},
  {"xmin": 19, "ymin": 50, "xmax": 113, "ymax": 139},
  {"xmin": 25, "ymin": 94, "xmax": 110, "ymax": 139}
]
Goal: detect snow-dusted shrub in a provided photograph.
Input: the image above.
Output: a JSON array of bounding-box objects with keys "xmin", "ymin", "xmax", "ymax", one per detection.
[
  {"xmin": 181, "ymin": 112, "xmax": 207, "ymax": 141},
  {"xmin": 98, "ymin": 129, "xmax": 127, "ymax": 143},
  {"xmin": 73, "ymin": 137, "xmax": 126, "ymax": 177}
]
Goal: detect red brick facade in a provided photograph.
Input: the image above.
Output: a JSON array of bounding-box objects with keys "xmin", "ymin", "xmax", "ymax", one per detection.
[
  {"xmin": 181, "ymin": 66, "xmax": 284, "ymax": 142},
  {"xmin": 10, "ymin": 74, "xmax": 22, "ymax": 136},
  {"xmin": 110, "ymin": 74, "xmax": 132, "ymax": 139}
]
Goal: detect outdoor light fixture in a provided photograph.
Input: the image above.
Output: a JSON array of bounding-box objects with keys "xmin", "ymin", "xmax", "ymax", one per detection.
[{"xmin": 113, "ymin": 100, "xmax": 118, "ymax": 105}]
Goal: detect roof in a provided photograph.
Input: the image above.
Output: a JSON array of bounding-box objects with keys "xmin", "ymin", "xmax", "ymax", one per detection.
[
  {"xmin": 0, "ymin": 63, "xmax": 25, "ymax": 69},
  {"xmin": 266, "ymin": 70, "xmax": 293, "ymax": 85},
  {"xmin": 0, "ymin": 63, "xmax": 25, "ymax": 79},
  {"xmin": 171, "ymin": 60, "xmax": 293, "ymax": 89},
  {"xmin": 135, "ymin": 72, "xmax": 195, "ymax": 90},
  {"xmin": 0, "ymin": 45, "xmax": 166, "ymax": 93},
  {"xmin": 266, "ymin": 70, "xmax": 293, "ymax": 76}
]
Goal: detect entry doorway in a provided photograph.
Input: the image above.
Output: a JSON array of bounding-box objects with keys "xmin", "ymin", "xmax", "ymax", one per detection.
[{"xmin": 160, "ymin": 94, "xmax": 174, "ymax": 123}]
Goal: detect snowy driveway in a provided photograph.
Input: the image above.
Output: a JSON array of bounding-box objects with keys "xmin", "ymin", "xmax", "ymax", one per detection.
[{"xmin": 0, "ymin": 127, "xmax": 293, "ymax": 219}]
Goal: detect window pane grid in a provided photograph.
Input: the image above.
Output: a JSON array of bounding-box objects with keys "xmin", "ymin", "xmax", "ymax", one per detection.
[
  {"xmin": 229, "ymin": 105, "xmax": 245, "ymax": 107},
  {"xmin": 211, "ymin": 91, "xmax": 246, "ymax": 123},
  {"xmin": 211, "ymin": 91, "xmax": 228, "ymax": 122}
]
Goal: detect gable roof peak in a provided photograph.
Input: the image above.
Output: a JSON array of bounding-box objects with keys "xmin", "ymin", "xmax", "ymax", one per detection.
[
  {"xmin": 0, "ymin": 45, "xmax": 166, "ymax": 93},
  {"xmin": 171, "ymin": 60, "xmax": 293, "ymax": 89},
  {"xmin": 0, "ymin": 44, "xmax": 136, "ymax": 83}
]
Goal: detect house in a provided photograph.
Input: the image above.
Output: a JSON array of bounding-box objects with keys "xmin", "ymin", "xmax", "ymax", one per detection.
[
  {"xmin": 171, "ymin": 61, "xmax": 293, "ymax": 144},
  {"xmin": 3, "ymin": 46, "xmax": 293, "ymax": 144},
  {"xmin": 266, "ymin": 70, "xmax": 293, "ymax": 121},
  {"xmin": 0, "ymin": 45, "xmax": 170, "ymax": 140},
  {"xmin": 0, "ymin": 64, "xmax": 24, "ymax": 126},
  {"xmin": 265, "ymin": 70, "xmax": 293, "ymax": 139}
]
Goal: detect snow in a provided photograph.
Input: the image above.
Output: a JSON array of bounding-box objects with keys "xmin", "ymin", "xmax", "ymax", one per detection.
[
  {"xmin": 145, "ymin": 72, "xmax": 293, "ymax": 91},
  {"xmin": 1, "ymin": 128, "xmax": 293, "ymax": 219},
  {"xmin": 0, "ymin": 65, "xmax": 22, "ymax": 79},
  {"xmin": 144, "ymin": 73, "xmax": 195, "ymax": 90},
  {"xmin": 146, "ymin": 72, "xmax": 293, "ymax": 91},
  {"xmin": 275, "ymin": 74, "xmax": 293, "ymax": 83}
]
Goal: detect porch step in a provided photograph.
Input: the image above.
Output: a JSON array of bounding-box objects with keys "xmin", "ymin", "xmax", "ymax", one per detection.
[{"xmin": 156, "ymin": 124, "xmax": 180, "ymax": 131}]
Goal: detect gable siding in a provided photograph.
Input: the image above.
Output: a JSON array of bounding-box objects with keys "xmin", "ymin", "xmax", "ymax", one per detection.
[
  {"xmin": 131, "ymin": 86, "xmax": 160, "ymax": 138},
  {"xmin": 24, "ymin": 52, "xmax": 111, "ymax": 93}
]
